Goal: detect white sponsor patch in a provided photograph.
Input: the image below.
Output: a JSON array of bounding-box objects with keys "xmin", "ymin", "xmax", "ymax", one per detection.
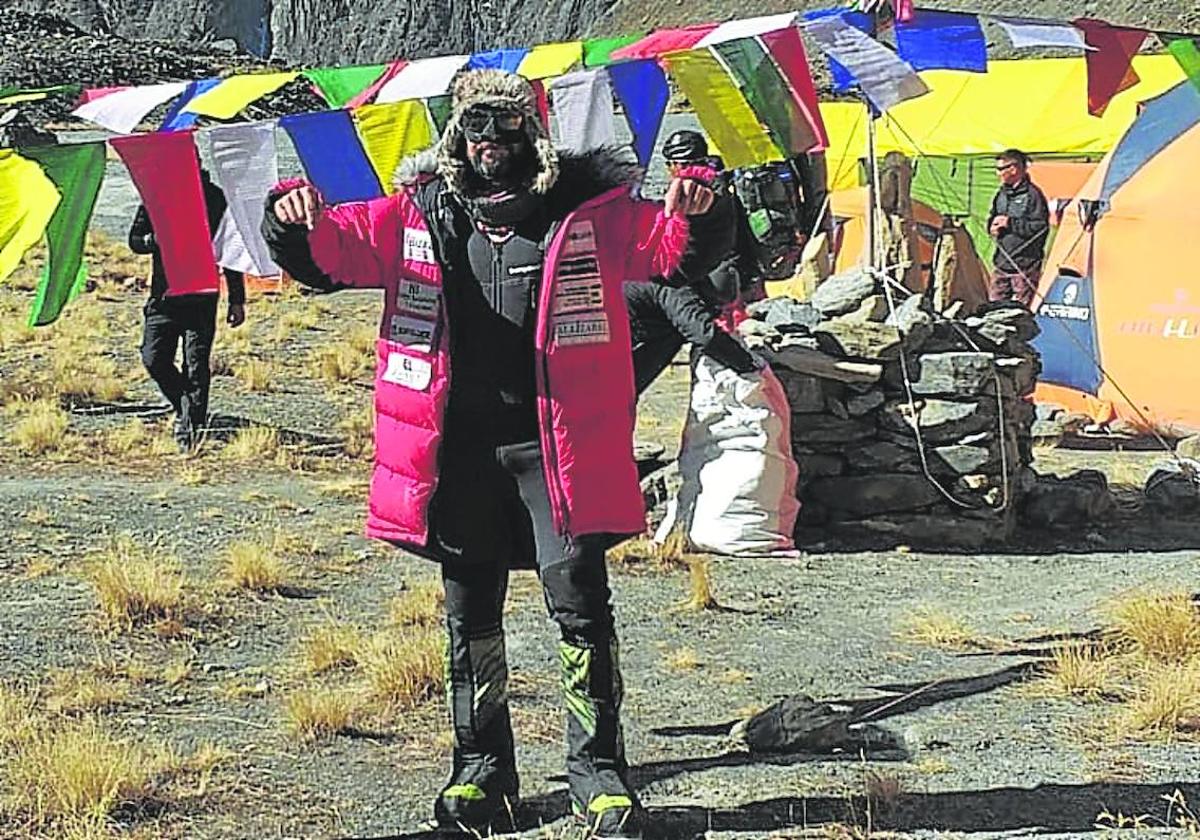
[
  {"xmin": 554, "ymin": 277, "xmax": 605, "ymax": 315},
  {"xmin": 381, "ymin": 352, "xmax": 433, "ymax": 391},
  {"xmin": 397, "ymin": 279, "xmax": 440, "ymax": 317},
  {"xmin": 561, "ymin": 219, "xmax": 596, "ymax": 257},
  {"xmin": 508, "ymin": 263, "xmax": 541, "ymax": 276},
  {"xmin": 403, "ymin": 228, "xmax": 436, "ymax": 264},
  {"xmin": 389, "ymin": 314, "xmax": 436, "ymax": 351},
  {"xmin": 554, "ymin": 312, "xmax": 611, "ymax": 346}
]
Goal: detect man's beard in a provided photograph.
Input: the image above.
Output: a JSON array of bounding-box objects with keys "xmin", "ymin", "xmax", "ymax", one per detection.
[{"xmin": 470, "ymin": 140, "xmax": 534, "ymax": 185}]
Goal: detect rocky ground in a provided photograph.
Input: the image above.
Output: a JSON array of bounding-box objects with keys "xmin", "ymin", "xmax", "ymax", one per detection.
[{"xmin": 2, "ymin": 252, "xmax": 1200, "ymax": 838}]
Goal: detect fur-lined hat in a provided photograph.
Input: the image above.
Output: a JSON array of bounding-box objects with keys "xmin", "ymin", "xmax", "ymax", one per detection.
[{"xmin": 436, "ymin": 69, "xmax": 559, "ymax": 197}]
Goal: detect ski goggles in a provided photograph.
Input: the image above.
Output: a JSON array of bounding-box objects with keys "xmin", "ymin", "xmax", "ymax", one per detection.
[{"xmin": 460, "ymin": 106, "xmax": 525, "ymax": 142}]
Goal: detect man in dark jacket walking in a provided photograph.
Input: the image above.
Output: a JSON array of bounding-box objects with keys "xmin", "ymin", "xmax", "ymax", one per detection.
[
  {"xmin": 129, "ymin": 167, "xmax": 245, "ymax": 450},
  {"xmin": 624, "ymin": 130, "xmax": 757, "ymax": 395},
  {"xmin": 987, "ymin": 149, "xmax": 1049, "ymax": 307}
]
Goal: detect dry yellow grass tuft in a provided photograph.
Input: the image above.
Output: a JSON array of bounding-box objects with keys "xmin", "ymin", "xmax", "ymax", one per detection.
[
  {"xmin": 312, "ymin": 344, "xmax": 372, "ymax": 383},
  {"xmin": 360, "ymin": 627, "xmax": 444, "ymax": 710},
  {"xmin": 1118, "ymin": 661, "xmax": 1200, "ymax": 739},
  {"xmin": 337, "ymin": 404, "xmax": 375, "ymax": 459},
  {"xmin": 1110, "ymin": 592, "xmax": 1200, "ymax": 664},
  {"xmin": 7, "ymin": 398, "xmax": 71, "ymax": 456},
  {"xmin": 317, "ymin": 476, "xmax": 368, "ymax": 500},
  {"xmin": 222, "ymin": 539, "xmax": 291, "ymax": 593},
  {"xmin": 234, "ymin": 358, "xmax": 276, "ymax": 393},
  {"xmin": 51, "ymin": 355, "xmax": 127, "ymax": 403},
  {"xmin": 283, "ymin": 688, "xmax": 358, "ymax": 741},
  {"xmin": 301, "ymin": 621, "xmax": 365, "ymax": 674},
  {"xmin": 678, "ymin": 556, "xmax": 720, "ymax": 611},
  {"xmin": 897, "ymin": 608, "xmax": 980, "ymax": 650},
  {"xmin": 1040, "ymin": 643, "xmax": 1118, "ymax": 701},
  {"xmin": 608, "ymin": 532, "xmax": 689, "ymax": 573},
  {"xmin": 103, "ymin": 418, "xmax": 149, "ymax": 455},
  {"xmin": 389, "ymin": 582, "xmax": 444, "ymax": 628},
  {"xmin": 223, "ymin": 425, "xmax": 279, "ymax": 462},
  {"xmin": 45, "ymin": 669, "xmax": 130, "ymax": 716},
  {"xmin": 86, "ymin": 537, "xmax": 185, "ymax": 628}
]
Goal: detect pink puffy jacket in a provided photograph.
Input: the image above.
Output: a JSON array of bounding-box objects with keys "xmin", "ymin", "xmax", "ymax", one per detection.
[{"xmin": 293, "ymin": 182, "xmax": 688, "ymax": 549}]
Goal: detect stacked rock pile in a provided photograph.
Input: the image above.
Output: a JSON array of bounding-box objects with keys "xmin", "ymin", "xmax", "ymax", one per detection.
[{"xmin": 742, "ymin": 269, "xmax": 1041, "ymax": 548}]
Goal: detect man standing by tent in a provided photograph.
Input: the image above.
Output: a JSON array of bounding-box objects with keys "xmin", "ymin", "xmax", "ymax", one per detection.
[
  {"xmin": 129, "ymin": 166, "xmax": 246, "ymax": 452},
  {"xmin": 987, "ymin": 149, "xmax": 1049, "ymax": 307},
  {"xmin": 263, "ymin": 69, "xmax": 717, "ymax": 837}
]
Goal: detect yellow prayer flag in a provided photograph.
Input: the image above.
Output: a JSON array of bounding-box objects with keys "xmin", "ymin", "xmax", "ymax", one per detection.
[
  {"xmin": 519, "ymin": 42, "xmax": 583, "ymax": 80},
  {"xmin": 0, "ymin": 150, "xmax": 60, "ymax": 283},
  {"xmin": 353, "ymin": 101, "xmax": 434, "ymax": 194},
  {"xmin": 663, "ymin": 49, "xmax": 781, "ymax": 169},
  {"xmin": 184, "ymin": 72, "xmax": 300, "ymax": 120}
]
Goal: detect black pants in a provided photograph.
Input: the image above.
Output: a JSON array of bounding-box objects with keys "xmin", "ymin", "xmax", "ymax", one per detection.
[
  {"xmin": 432, "ymin": 428, "xmax": 629, "ymax": 807},
  {"xmin": 140, "ymin": 295, "xmax": 218, "ymax": 435}
]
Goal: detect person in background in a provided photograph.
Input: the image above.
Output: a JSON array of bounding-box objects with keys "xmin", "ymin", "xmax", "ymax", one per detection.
[
  {"xmin": 262, "ymin": 69, "xmax": 717, "ymax": 837},
  {"xmin": 987, "ymin": 148, "xmax": 1049, "ymax": 307},
  {"xmin": 624, "ymin": 130, "xmax": 757, "ymax": 395},
  {"xmin": 129, "ymin": 166, "xmax": 245, "ymax": 451}
]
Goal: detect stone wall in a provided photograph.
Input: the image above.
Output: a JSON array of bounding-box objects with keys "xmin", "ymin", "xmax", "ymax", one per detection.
[{"xmin": 742, "ymin": 271, "xmax": 1040, "ymax": 549}]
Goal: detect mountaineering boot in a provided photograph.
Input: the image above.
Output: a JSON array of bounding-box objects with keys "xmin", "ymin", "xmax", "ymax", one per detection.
[
  {"xmin": 434, "ymin": 626, "xmax": 519, "ymax": 832},
  {"xmin": 560, "ymin": 635, "xmax": 642, "ymax": 839}
]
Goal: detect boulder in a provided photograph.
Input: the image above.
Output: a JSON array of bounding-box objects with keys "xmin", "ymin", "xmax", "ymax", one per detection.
[
  {"xmin": 1144, "ymin": 462, "xmax": 1200, "ymax": 515},
  {"xmin": 846, "ymin": 390, "xmax": 885, "ymax": 416},
  {"xmin": 791, "ymin": 414, "xmax": 877, "ymax": 445},
  {"xmin": 795, "ymin": 452, "xmax": 847, "ymax": 481},
  {"xmin": 806, "ymin": 473, "xmax": 942, "ymax": 516},
  {"xmin": 776, "ymin": 370, "xmax": 825, "ymax": 413},
  {"xmin": 886, "ymin": 293, "xmax": 935, "ymax": 351},
  {"xmin": 821, "ymin": 511, "xmax": 1013, "ymax": 549},
  {"xmin": 1177, "ymin": 436, "xmax": 1200, "ymax": 461},
  {"xmin": 839, "ymin": 294, "xmax": 891, "ymax": 324},
  {"xmin": 1020, "ymin": 470, "xmax": 1114, "ymax": 529},
  {"xmin": 881, "ymin": 398, "xmax": 998, "ymax": 443},
  {"xmin": 814, "ymin": 319, "xmax": 903, "ymax": 360},
  {"xmin": 907, "ymin": 352, "xmax": 996, "ymax": 395},
  {"xmin": 843, "ymin": 440, "xmax": 922, "ymax": 474},
  {"xmin": 810, "ymin": 269, "xmax": 876, "ymax": 316},
  {"xmin": 767, "ymin": 343, "xmax": 883, "ymax": 384},
  {"xmin": 763, "ymin": 297, "xmax": 822, "ymax": 333}
]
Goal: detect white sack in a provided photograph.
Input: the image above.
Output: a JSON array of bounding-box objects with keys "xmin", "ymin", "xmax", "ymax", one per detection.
[{"xmin": 656, "ymin": 354, "xmax": 800, "ymax": 556}]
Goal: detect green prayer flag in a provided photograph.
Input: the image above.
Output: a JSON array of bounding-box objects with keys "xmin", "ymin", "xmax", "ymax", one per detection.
[
  {"xmin": 303, "ymin": 65, "xmax": 388, "ymax": 108},
  {"xmin": 427, "ymin": 95, "xmax": 454, "ymax": 134},
  {"xmin": 714, "ymin": 38, "xmax": 818, "ymax": 156},
  {"xmin": 1167, "ymin": 38, "xmax": 1200, "ymax": 93},
  {"xmin": 22, "ymin": 143, "xmax": 106, "ymax": 327},
  {"xmin": 0, "ymin": 83, "xmax": 80, "ymax": 106},
  {"xmin": 583, "ymin": 35, "xmax": 644, "ymax": 67}
]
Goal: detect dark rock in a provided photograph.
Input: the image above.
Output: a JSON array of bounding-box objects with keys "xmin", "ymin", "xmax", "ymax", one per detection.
[
  {"xmin": 1144, "ymin": 463, "xmax": 1200, "ymax": 515},
  {"xmin": 887, "ymin": 293, "xmax": 935, "ymax": 351},
  {"xmin": 881, "ymin": 398, "xmax": 998, "ymax": 443},
  {"xmin": 825, "ymin": 394, "xmax": 850, "ymax": 420},
  {"xmin": 821, "ymin": 511, "xmax": 1014, "ymax": 548},
  {"xmin": 814, "ymin": 319, "xmax": 903, "ymax": 360},
  {"xmin": 759, "ymin": 297, "xmax": 822, "ymax": 333},
  {"xmin": 843, "ymin": 441, "xmax": 922, "ymax": 473},
  {"xmin": 806, "ymin": 474, "xmax": 943, "ymax": 516},
  {"xmin": 810, "ymin": 269, "xmax": 876, "ymax": 316},
  {"xmin": 908, "ymin": 352, "xmax": 996, "ymax": 395},
  {"xmin": 838, "ymin": 294, "xmax": 890, "ymax": 324},
  {"xmin": 777, "ymin": 370, "xmax": 825, "ymax": 413},
  {"xmin": 791, "ymin": 414, "xmax": 877, "ymax": 445},
  {"xmin": 795, "ymin": 452, "xmax": 846, "ymax": 482},
  {"xmin": 1020, "ymin": 470, "xmax": 1114, "ymax": 529},
  {"xmin": 846, "ymin": 390, "xmax": 885, "ymax": 416}
]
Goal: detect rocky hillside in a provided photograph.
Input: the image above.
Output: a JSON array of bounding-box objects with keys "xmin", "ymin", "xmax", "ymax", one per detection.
[{"xmin": 9, "ymin": 0, "xmax": 1199, "ymax": 67}]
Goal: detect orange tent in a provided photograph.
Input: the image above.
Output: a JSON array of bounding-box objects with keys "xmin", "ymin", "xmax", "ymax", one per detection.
[{"xmin": 1033, "ymin": 82, "xmax": 1200, "ymax": 433}]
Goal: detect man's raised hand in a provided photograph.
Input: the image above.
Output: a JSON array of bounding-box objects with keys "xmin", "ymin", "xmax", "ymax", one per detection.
[
  {"xmin": 274, "ymin": 184, "xmax": 325, "ymax": 230},
  {"xmin": 664, "ymin": 177, "xmax": 716, "ymax": 218}
]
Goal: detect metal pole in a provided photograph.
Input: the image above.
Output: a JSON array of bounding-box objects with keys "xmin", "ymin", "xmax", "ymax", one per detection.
[{"xmin": 865, "ymin": 103, "xmax": 878, "ymax": 271}]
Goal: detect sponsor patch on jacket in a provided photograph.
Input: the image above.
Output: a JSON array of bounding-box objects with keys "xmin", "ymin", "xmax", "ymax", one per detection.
[
  {"xmin": 381, "ymin": 352, "xmax": 432, "ymax": 391},
  {"xmin": 561, "ymin": 219, "xmax": 596, "ymax": 257},
  {"xmin": 388, "ymin": 314, "xmax": 435, "ymax": 352},
  {"xmin": 508, "ymin": 263, "xmax": 541, "ymax": 277},
  {"xmin": 554, "ymin": 278, "xmax": 605, "ymax": 315},
  {"xmin": 554, "ymin": 312, "xmax": 610, "ymax": 346},
  {"xmin": 403, "ymin": 229, "xmax": 436, "ymax": 264},
  {"xmin": 397, "ymin": 279, "xmax": 439, "ymax": 317}
]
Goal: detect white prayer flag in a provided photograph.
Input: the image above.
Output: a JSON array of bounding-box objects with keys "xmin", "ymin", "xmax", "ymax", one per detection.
[
  {"xmin": 205, "ymin": 122, "xmax": 280, "ymax": 277},
  {"xmin": 71, "ymin": 83, "xmax": 188, "ymax": 134},
  {"xmin": 994, "ymin": 18, "xmax": 1095, "ymax": 51},
  {"xmin": 804, "ymin": 16, "xmax": 930, "ymax": 113},
  {"xmin": 550, "ymin": 70, "xmax": 616, "ymax": 154},
  {"xmin": 376, "ymin": 55, "xmax": 470, "ymax": 103}
]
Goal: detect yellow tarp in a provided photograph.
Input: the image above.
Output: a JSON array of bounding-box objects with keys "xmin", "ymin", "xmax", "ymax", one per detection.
[
  {"xmin": 518, "ymin": 42, "xmax": 583, "ymax": 80},
  {"xmin": 353, "ymin": 101, "xmax": 434, "ymax": 194},
  {"xmin": 822, "ymin": 56, "xmax": 1186, "ymax": 189},
  {"xmin": 664, "ymin": 49, "xmax": 781, "ymax": 169},
  {"xmin": 184, "ymin": 72, "xmax": 300, "ymax": 119},
  {"xmin": 0, "ymin": 150, "xmax": 60, "ymax": 283}
]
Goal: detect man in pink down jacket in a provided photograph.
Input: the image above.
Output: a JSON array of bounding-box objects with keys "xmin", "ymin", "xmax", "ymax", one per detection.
[{"xmin": 262, "ymin": 69, "xmax": 714, "ymax": 837}]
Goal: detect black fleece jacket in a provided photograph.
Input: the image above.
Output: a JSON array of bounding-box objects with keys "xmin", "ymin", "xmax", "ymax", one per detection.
[{"xmin": 988, "ymin": 177, "xmax": 1050, "ymax": 273}]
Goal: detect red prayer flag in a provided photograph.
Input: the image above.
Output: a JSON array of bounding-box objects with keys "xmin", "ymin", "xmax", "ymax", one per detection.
[
  {"xmin": 610, "ymin": 24, "xmax": 718, "ymax": 61},
  {"xmin": 761, "ymin": 26, "xmax": 829, "ymax": 150},
  {"xmin": 347, "ymin": 61, "xmax": 408, "ymax": 108},
  {"xmin": 1074, "ymin": 19, "xmax": 1147, "ymax": 116},
  {"xmin": 76, "ymin": 86, "xmax": 128, "ymax": 105},
  {"xmin": 111, "ymin": 131, "xmax": 220, "ymax": 297}
]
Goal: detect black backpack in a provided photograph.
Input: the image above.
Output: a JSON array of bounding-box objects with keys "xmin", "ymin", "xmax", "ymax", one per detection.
[{"xmin": 732, "ymin": 162, "xmax": 804, "ymax": 281}]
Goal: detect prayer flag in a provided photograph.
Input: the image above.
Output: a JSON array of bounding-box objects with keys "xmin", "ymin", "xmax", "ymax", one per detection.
[
  {"xmin": 353, "ymin": 101, "xmax": 435, "ymax": 194},
  {"xmin": 584, "ymin": 35, "xmax": 644, "ymax": 67},
  {"xmin": 761, "ymin": 25, "xmax": 829, "ymax": 150},
  {"xmin": 72, "ymin": 82, "xmax": 188, "ymax": 134},
  {"xmin": 1167, "ymin": 38, "xmax": 1200, "ymax": 93},
  {"xmin": 184, "ymin": 72, "xmax": 299, "ymax": 120},
  {"xmin": 607, "ymin": 60, "xmax": 669, "ymax": 166},
  {"xmin": 304, "ymin": 65, "xmax": 388, "ymax": 108},
  {"xmin": 893, "ymin": 11, "xmax": 987, "ymax": 73},
  {"xmin": 994, "ymin": 18, "xmax": 1093, "ymax": 51},
  {"xmin": 714, "ymin": 38, "xmax": 820, "ymax": 155},
  {"xmin": 468, "ymin": 49, "xmax": 530, "ymax": 74},
  {"xmin": 0, "ymin": 150, "xmax": 59, "ymax": 285},
  {"xmin": 279, "ymin": 111, "xmax": 383, "ymax": 203},
  {"xmin": 804, "ymin": 15, "xmax": 929, "ymax": 113},
  {"xmin": 160, "ymin": 79, "xmax": 220, "ymax": 131},
  {"xmin": 22, "ymin": 143, "xmax": 106, "ymax": 326},
  {"xmin": 611, "ymin": 25, "xmax": 718, "ymax": 61},
  {"xmin": 802, "ymin": 9, "xmax": 874, "ymax": 92},
  {"xmin": 375, "ymin": 55, "xmax": 468, "ymax": 103},
  {"xmin": 696, "ymin": 14, "xmax": 799, "ymax": 48},
  {"xmin": 1075, "ymin": 19, "xmax": 1147, "ymax": 116},
  {"xmin": 205, "ymin": 123, "xmax": 280, "ymax": 276},
  {"xmin": 663, "ymin": 48, "xmax": 781, "ymax": 168},
  {"xmin": 550, "ymin": 70, "xmax": 616, "ymax": 153},
  {"xmin": 519, "ymin": 42, "xmax": 583, "ymax": 79},
  {"xmin": 110, "ymin": 131, "xmax": 220, "ymax": 296}
]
